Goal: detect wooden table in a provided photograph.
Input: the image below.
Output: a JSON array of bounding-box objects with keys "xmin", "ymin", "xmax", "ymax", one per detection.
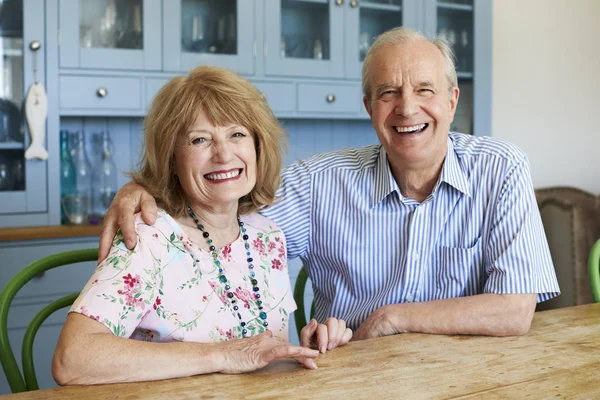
[{"xmin": 4, "ymin": 303, "xmax": 600, "ymax": 399}]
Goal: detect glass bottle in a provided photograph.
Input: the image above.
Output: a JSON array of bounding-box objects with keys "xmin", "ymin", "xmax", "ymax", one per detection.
[
  {"xmin": 69, "ymin": 130, "xmax": 92, "ymax": 224},
  {"xmin": 59, "ymin": 130, "xmax": 77, "ymax": 224},
  {"xmin": 92, "ymin": 131, "xmax": 118, "ymax": 217}
]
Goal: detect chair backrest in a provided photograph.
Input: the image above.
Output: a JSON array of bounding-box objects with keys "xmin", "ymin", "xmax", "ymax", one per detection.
[
  {"xmin": 0, "ymin": 248, "xmax": 98, "ymax": 393},
  {"xmin": 293, "ymin": 266, "xmax": 315, "ymax": 340},
  {"xmin": 535, "ymin": 187, "xmax": 600, "ymax": 310},
  {"xmin": 589, "ymin": 239, "xmax": 600, "ymax": 303}
]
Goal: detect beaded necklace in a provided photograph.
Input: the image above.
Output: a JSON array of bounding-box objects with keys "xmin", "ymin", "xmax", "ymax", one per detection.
[{"xmin": 187, "ymin": 206, "xmax": 268, "ymax": 338}]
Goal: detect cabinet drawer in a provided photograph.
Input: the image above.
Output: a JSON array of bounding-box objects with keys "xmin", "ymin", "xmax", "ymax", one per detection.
[
  {"xmin": 297, "ymin": 83, "xmax": 361, "ymax": 114},
  {"xmin": 59, "ymin": 76, "xmax": 142, "ymax": 111},
  {"xmin": 0, "ymin": 239, "xmax": 99, "ymax": 301},
  {"xmin": 145, "ymin": 78, "xmax": 171, "ymax": 110},
  {"xmin": 253, "ymin": 81, "xmax": 296, "ymax": 114}
]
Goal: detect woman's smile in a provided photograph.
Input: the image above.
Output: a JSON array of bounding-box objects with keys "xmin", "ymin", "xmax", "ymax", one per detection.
[{"xmin": 204, "ymin": 168, "xmax": 243, "ymax": 182}]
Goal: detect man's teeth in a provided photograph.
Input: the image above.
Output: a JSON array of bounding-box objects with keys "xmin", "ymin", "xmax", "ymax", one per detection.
[
  {"xmin": 395, "ymin": 123, "xmax": 426, "ymax": 133},
  {"xmin": 205, "ymin": 170, "xmax": 240, "ymax": 180}
]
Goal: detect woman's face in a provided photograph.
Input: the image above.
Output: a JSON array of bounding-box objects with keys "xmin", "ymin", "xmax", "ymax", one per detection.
[{"xmin": 173, "ymin": 108, "xmax": 257, "ymax": 211}]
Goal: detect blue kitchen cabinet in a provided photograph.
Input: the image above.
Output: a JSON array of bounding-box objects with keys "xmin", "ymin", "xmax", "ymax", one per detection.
[
  {"xmin": 0, "ymin": 236, "xmax": 100, "ymax": 395},
  {"xmin": 264, "ymin": 0, "xmax": 345, "ymax": 78},
  {"xmin": 422, "ymin": 0, "xmax": 492, "ymax": 136},
  {"xmin": 263, "ymin": 0, "xmax": 422, "ymax": 80},
  {"xmin": 59, "ymin": 0, "xmax": 162, "ymax": 71},
  {"xmin": 0, "ymin": 0, "xmax": 49, "ymax": 221},
  {"xmin": 163, "ymin": 0, "xmax": 255, "ymax": 75}
]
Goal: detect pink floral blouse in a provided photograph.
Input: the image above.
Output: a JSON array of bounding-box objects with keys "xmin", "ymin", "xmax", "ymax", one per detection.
[{"xmin": 71, "ymin": 210, "xmax": 296, "ymax": 342}]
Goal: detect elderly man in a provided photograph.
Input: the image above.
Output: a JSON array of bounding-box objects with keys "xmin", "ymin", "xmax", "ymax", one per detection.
[{"xmin": 99, "ymin": 27, "xmax": 559, "ymax": 341}]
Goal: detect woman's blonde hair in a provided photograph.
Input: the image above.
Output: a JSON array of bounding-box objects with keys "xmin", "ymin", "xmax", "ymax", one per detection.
[{"xmin": 131, "ymin": 66, "xmax": 287, "ymax": 217}]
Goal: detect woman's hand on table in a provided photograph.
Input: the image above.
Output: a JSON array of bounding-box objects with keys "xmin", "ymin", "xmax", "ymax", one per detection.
[
  {"xmin": 217, "ymin": 330, "xmax": 320, "ymax": 373},
  {"xmin": 300, "ymin": 318, "xmax": 353, "ymax": 354}
]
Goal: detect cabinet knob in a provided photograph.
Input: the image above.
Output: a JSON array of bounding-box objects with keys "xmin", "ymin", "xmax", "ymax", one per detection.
[
  {"xmin": 29, "ymin": 40, "xmax": 41, "ymax": 51},
  {"xmin": 350, "ymin": 0, "xmax": 359, "ymax": 7},
  {"xmin": 335, "ymin": 0, "xmax": 344, "ymax": 6},
  {"xmin": 326, "ymin": 94, "xmax": 336, "ymax": 103},
  {"xmin": 96, "ymin": 87, "xmax": 108, "ymax": 98}
]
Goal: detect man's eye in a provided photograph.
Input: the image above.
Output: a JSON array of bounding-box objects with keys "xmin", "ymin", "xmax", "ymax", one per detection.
[
  {"xmin": 379, "ymin": 90, "xmax": 396, "ymax": 99},
  {"xmin": 419, "ymin": 88, "xmax": 434, "ymax": 94}
]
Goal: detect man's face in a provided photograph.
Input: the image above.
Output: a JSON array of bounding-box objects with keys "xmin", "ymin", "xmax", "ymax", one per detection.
[{"xmin": 364, "ymin": 40, "xmax": 459, "ymax": 172}]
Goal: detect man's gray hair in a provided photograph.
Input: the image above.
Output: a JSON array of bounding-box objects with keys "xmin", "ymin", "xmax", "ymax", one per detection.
[{"xmin": 361, "ymin": 26, "xmax": 458, "ymax": 101}]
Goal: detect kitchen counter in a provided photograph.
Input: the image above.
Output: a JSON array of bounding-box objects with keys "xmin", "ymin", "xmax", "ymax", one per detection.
[{"xmin": 0, "ymin": 224, "xmax": 102, "ymax": 242}]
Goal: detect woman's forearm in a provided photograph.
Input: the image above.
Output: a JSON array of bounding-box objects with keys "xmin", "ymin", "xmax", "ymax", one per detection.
[
  {"xmin": 53, "ymin": 313, "xmax": 318, "ymax": 385},
  {"xmin": 53, "ymin": 315, "xmax": 224, "ymax": 385}
]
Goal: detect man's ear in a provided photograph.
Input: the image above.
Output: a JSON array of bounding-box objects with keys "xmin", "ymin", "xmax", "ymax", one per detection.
[
  {"xmin": 363, "ymin": 96, "xmax": 373, "ymax": 118},
  {"xmin": 449, "ymin": 86, "xmax": 460, "ymax": 118}
]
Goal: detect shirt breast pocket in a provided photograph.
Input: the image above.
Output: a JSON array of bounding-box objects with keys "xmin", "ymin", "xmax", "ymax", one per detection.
[{"xmin": 433, "ymin": 239, "xmax": 483, "ymax": 299}]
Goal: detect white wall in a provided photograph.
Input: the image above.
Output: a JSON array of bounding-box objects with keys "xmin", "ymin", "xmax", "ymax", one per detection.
[{"xmin": 492, "ymin": 0, "xmax": 600, "ymax": 193}]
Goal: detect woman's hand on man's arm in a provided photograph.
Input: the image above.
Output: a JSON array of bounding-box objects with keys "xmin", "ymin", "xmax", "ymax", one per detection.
[{"xmin": 99, "ymin": 181, "xmax": 158, "ymax": 262}]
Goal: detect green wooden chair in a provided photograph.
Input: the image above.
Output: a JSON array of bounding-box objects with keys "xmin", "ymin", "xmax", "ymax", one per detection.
[
  {"xmin": 0, "ymin": 248, "xmax": 98, "ymax": 393},
  {"xmin": 589, "ymin": 239, "xmax": 600, "ymax": 303},
  {"xmin": 293, "ymin": 266, "xmax": 315, "ymax": 340}
]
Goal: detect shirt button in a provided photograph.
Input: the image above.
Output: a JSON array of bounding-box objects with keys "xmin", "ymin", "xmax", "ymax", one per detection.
[
  {"xmin": 412, "ymin": 252, "xmax": 420, "ymax": 261},
  {"xmin": 406, "ymin": 294, "xmax": 414, "ymax": 302}
]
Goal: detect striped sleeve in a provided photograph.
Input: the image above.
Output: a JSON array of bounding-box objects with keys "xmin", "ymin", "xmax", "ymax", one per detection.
[
  {"xmin": 261, "ymin": 159, "xmax": 313, "ymax": 260},
  {"xmin": 484, "ymin": 157, "xmax": 560, "ymax": 302}
]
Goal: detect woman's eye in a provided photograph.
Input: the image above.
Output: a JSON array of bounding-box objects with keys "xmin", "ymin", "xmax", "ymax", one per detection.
[
  {"xmin": 232, "ymin": 132, "xmax": 246, "ymax": 138},
  {"xmin": 192, "ymin": 137, "xmax": 206, "ymax": 145}
]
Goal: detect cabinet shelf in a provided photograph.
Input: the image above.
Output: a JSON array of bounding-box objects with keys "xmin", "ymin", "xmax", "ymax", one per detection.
[
  {"xmin": 361, "ymin": 2, "xmax": 402, "ymax": 12},
  {"xmin": 286, "ymin": 0, "xmax": 328, "ymax": 4},
  {"xmin": 457, "ymin": 71, "xmax": 473, "ymax": 79},
  {"xmin": 2, "ymin": 48, "xmax": 23, "ymax": 57},
  {"xmin": 0, "ymin": 142, "xmax": 24, "ymax": 150},
  {"xmin": 437, "ymin": 2, "xmax": 473, "ymax": 12}
]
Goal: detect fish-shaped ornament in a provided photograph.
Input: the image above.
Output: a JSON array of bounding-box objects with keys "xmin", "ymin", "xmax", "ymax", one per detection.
[{"xmin": 24, "ymin": 82, "xmax": 48, "ymax": 160}]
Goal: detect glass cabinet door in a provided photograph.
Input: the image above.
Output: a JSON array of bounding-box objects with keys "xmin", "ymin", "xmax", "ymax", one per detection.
[
  {"xmin": 264, "ymin": 0, "xmax": 344, "ymax": 78},
  {"xmin": 344, "ymin": 0, "xmax": 405, "ymax": 79},
  {"xmin": 59, "ymin": 0, "xmax": 162, "ymax": 71},
  {"xmin": 423, "ymin": 0, "xmax": 493, "ymax": 136},
  {"xmin": 163, "ymin": 0, "xmax": 254, "ymax": 75},
  {"xmin": 0, "ymin": 0, "xmax": 47, "ymax": 215},
  {"xmin": 423, "ymin": 0, "xmax": 491, "ymax": 136}
]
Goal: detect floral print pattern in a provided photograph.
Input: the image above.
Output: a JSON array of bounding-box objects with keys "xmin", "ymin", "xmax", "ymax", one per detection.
[{"xmin": 71, "ymin": 210, "xmax": 296, "ymax": 343}]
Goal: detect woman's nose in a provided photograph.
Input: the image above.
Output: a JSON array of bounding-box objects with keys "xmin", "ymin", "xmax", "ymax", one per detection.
[{"xmin": 212, "ymin": 141, "xmax": 234, "ymax": 162}]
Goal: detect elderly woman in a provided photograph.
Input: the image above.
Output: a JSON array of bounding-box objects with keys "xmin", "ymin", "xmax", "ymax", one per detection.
[{"xmin": 52, "ymin": 66, "xmax": 351, "ymax": 385}]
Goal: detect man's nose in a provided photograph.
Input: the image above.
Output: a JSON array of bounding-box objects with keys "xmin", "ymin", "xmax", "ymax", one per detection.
[{"xmin": 394, "ymin": 95, "xmax": 419, "ymax": 117}]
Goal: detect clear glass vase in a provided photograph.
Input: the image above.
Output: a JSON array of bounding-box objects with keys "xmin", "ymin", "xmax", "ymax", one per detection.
[
  {"xmin": 59, "ymin": 130, "xmax": 77, "ymax": 224},
  {"xmin": 68, "ymin": 130, "xmax": 92, "ymax": 224},
  {"xmin": 92, "ymin": 130, "xmax": 118, "ymax": 217}
]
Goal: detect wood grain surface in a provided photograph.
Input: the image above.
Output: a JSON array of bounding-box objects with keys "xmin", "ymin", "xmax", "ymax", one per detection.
[{"xmin": 3, "ymin": 303, "xmax": 599, "ymax": 399}]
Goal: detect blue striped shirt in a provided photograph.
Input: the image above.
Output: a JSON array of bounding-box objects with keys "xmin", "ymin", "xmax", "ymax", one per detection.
[{"xmin": 262, "ymin": 133, "xmax": 560, "ymax": 330}]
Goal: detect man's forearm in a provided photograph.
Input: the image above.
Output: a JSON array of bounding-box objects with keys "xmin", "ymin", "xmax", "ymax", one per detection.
[
  {"xmin": 387, "ymin": 293, "xmax": 537, "ymax": 336},
  {"xmin": 354, "ymin": 293, "xmax": 537, "ymax": 340}
]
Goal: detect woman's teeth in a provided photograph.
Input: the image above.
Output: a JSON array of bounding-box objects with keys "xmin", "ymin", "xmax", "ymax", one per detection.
[{"xmin": 205, "ymin": 170, "xmax": 241, "ymax": 181}]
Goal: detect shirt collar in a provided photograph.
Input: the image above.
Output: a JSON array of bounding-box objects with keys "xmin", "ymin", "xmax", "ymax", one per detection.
[
  {"xmin": 371, "ymin": 146, "xmax": 400, "ymax": 207},
  {"xmin": 371, "ymin": 137, "xmax": 470, "ymax": 207},
  {"xmin": 439, "ymin": 136, "xmax": 470, "ymax": 197}
]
